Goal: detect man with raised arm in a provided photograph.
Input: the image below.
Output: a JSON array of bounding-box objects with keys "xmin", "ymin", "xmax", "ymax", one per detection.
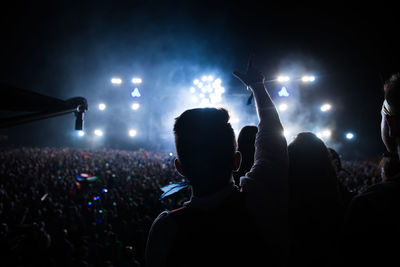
[{"xmin": 145, "ymin": 57, "xmax": 288, "ymax": 267}]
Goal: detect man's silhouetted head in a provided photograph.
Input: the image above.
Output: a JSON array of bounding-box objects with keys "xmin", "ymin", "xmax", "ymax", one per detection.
[
  {"xmin": 381, "ymin": 73, "xmax": 400, "ymax": 154},
  {"xmin": 173, "ymin": 108, "xmax": 240, "ymax": 196}
]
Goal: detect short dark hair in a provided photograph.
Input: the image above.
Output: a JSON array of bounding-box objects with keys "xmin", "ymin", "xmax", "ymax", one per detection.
[
  {"xmin": 173, "ymin": 108, "xmax": 236, "ymax": 190},
  {"xmin": 384, "ymin": 73, "xmax": 400, "ymax": 114}
]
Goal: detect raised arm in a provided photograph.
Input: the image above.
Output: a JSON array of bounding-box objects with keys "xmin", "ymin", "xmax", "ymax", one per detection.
[
  {"xmin": 233, "ymin": 56, "xmax": 288, "ymax": 189},
  {"xmin": 233, "ymin": 56, "xmax": 289, "ymax": 264}
]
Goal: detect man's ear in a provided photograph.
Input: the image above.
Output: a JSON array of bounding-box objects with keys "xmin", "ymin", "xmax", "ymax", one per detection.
[
  {"xmin": 233, "ymin": 151, "xmax": 242, "ymax": 172},
  {"xmin": 174, "ymin": 158, "xmax": 185, "ymax": 177},
  {"xmin": 386, "ymin": 115, "xmax": 398, "ymax": 137}
]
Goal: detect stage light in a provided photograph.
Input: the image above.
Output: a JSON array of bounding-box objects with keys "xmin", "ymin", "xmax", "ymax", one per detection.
[
  {"xmin": 98, "ymin": 103, "xmax": 106, "ymax": 110},
  {"xmin": 94, "ymin": 129, "xmax": 103, "ymax": 137},
  {"xmin": 279, "ymin": 103, "xmax": 288, "ymax": 111},
  {"xmin": 131, "ymin": 78, "xmax": 142, "ymax": 84},
  {"xmin": 131, "ymin": 88, "xmax": 141, "ymax": 98},
  {"xmin": 192, "ymin": 75, "xmax": 224, "ymax": 107},
  {"xmin": 316, "ymin": 129, "xmax": 331, "ymax": 140},
  {"xmin": 283, "ymin": 130, "xmax": 290, "ymax": 138},
  {"xmin": 278, "ymin": 87, "xmax": 289, "ymax": 97},
  {"xmin": 77, "ymin": 131, "xmax": 85, "ymax": 137},
  {"xmin": 302, "ymin": 75, "xmax": 316, "ymax": 82},
  {"xmin": 277, "ymin": 75, "xmax": 290, "ymax": 83},
  {"xmin": 322, "ymin": 129, "xmax": 332, "ymax": 138},
  {"xmin": 111, "ymin": 78, "xmax": 122, "ymax": 84},
  {"xmin": 129, "ymin": 129, "xmax": 137, "ymax": 137},
  {"xmin": 346, "ymin": 132, "xmax": 354, "ymax": 140},
  {"xmin": 169, "ymin": 152, "xmax": 173, "ymax": 156},
  {"xmin": 320, "ymin": 104, "xmax": 331, "ymax": 112},
  {"xmin": 131, "ymin": 102, "xmax": 140, "ymax": 110}
]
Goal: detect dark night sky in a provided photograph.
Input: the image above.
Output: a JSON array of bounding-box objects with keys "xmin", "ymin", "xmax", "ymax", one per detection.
[{"xmin": 1, "ymin": 2, "xmax": 400, "ymax": 160}]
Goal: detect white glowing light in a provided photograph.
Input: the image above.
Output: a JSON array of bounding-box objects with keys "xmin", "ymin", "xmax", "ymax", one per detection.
[
  {"xmin": 278, "ymin": 87, "xmax": 289, "ymax": 97},
  {"xmin": 169, "ymin": 152, "xmax": 173, "ymax": 156},
  {"xmin": 131, "ymin": 78, "xmax": 142, "ymax": 84},
  {"xmin": 128, "ymin": 129, "xmax": 137, "ymax": 137},
  {"xmin": 302, "ymin": 75, "xmax": 316, "ymax": 82},
  {"xmin": 131, "ymin": 88, "xmax": 141, "ymax": 98},
  {"xmin": 111, "ymin": 78, "xmax": 122, "ymax": 84},
  {"xmin": 277, "ymin": 76, "xmax": 290, "ymax": 82},
  {"xmin": 192, "ymin": 75, "xmax": 224, "ymax": 107},
  {"xmin": 279, "ymin": 103, "xmax": 288, "ymax": 111},
  {"xmin": 283, "ymin": 130, "xmax": 290, "ymax": 138},
  {"xmin": 77, "ymin": 131, "xmax": 85, "ymax": 137},
  {"xmin": 320, "ymin": 104, "xmax": 332, "ymax": 112},
  {"xmin": 322, "ymin": 129, "xmax": 332, "ymax": 138},
  {"xmin": 94, "ymin": 129, "xmax": 103, "ymax": 137},
  {"xmin": 131, "ymin": 102, "xmax": 140, "ymax": 110},
  {"xmin": 98, "ymin": 103, "xmax": 106, "ymax": 110},
  {"xmin": 346, "ymin": 132, "xmax": 354, "ymax": 140}
]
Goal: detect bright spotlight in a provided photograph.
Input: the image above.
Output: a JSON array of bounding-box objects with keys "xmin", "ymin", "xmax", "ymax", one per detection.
[
  {"xmin": 131, "ymin": 78, "xmax": 142, "ymax": 84},
  {"xmin": 346, "ymin": 132, "xmax": 354, "ymax": 140},
  {"xmin": 192, "ymin": 75, "xmax": 224, "ymax": 106},
  {"xmin": 279, "ymin": 103, "xmax": 288, "ymax": 111},
  {"xmin": 131, "ymin": 102, "xmax": 140, "ymax": 110},
  {"xmin": 322, "ymin": 129, "xmax": 332, "ymax": 138},
  {"xmin": 283, "ymin": 130, "xmax": 290, "ymax": 138},
  {"xmin": 77, "ymin": 131, "xmax": 85, "ymax": 137},
  {"xmin": 131, "ymin": 88, "xmax": 141, "ymax": 98},
  {"xmin": 128, "ymin": 129, "xmax": 137, "ymax": 137},
  {"xmin": 111, "ymin": 78, "xmax": 122, "ymax": 84},
  {"xmin": 98, "ymin": 103, "xmax": 106, "ymax": 110},
  {"xmin": 278, "ymin": 87, "xmax": 290, "ymax": 97},
  {"xmin": 320, "ymin": 104, "xmax": 332, "ymax": 112},
  {"xmin": 277, "ymin": 75, "xmax": 290, "ymax": 83},
  {"xmin": 94, "ymin": 129, "xmax": 103, "ymax": 137},
  {"xmin": 302, "ymin": 75, "xmax": 316, "ymax": 82}
]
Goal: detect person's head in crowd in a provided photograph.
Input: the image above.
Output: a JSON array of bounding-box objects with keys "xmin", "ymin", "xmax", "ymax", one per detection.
[
  {"xmin": 328, "ymin": 147, "xmax": 342, "ymax": 174},
  {"xmin": 233, "ymin": 125, "xmax": 258, "ymax": 185},
  {"xmin": 288, "ymin": 132, "xmax": 339, "ymax": 202},
  {"xmin": 173, "ymin": 108, "xmax": 241, "ymax": 196},
  {"xmin": 381, "ymin": 73, "xmax": 400, "ymax": 155},
  {"xmin": 379, "ymin": 152, "xmax": 400, "ymax": 182}
]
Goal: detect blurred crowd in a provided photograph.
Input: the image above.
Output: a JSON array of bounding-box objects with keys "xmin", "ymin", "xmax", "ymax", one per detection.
[
  {"xmin": 0, "ymin": 147, "xmax": 189, "ymax": 266},
  {"xmin": 0, "ymin": 146, "xmax": 382, "ymax": 266}
]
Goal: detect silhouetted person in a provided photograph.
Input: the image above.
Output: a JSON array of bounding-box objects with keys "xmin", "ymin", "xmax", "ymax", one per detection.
[
  {"xmin": 341, "ymin": 73, "xmax": 400, "ymax": 267},
  {"xmin": 328, "ymin": 147, "xmax": 356, "ymax": 209},
  {"xmin": 233, "ymin": 125, "xmax": 258, "ymax": 186},
  {"xmin": 288, "ymin": 132, "xmax": 343, "ymax": 267},
  {"xmin": 145, "ymin": 57, "xmax": 289, "ymax": 267}
]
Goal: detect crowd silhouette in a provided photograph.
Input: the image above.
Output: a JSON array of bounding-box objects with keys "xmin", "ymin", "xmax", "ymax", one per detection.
[{"xmin": 1, "ymin": 60, "xmax": 399, "ymax": 266}]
